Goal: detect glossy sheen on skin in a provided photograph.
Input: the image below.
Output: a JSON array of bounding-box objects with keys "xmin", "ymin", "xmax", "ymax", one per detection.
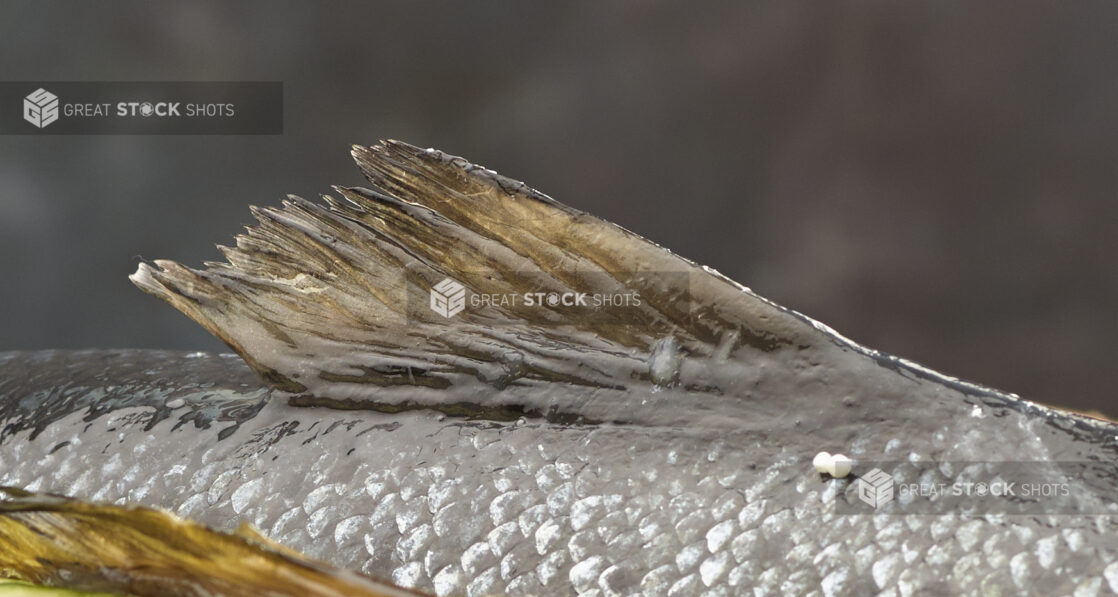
[
  {"xmin": 3, "ymin": 348, "xmax": 1118, "ymax": 597},
  {"xmin": 5, "ymin": 142, "xmax": 1118, "ymax": 596}
]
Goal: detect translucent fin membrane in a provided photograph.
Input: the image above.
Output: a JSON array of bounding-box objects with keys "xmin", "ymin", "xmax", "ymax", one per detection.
[{"xmin": 130, "ymin": 141, "xmax": 818, "ymax": 417}]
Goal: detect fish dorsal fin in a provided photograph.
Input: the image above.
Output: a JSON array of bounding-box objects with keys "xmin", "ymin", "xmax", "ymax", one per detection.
[{"xmin": 131, "ymin": 141, "xmax": 819, "ymax": 420}]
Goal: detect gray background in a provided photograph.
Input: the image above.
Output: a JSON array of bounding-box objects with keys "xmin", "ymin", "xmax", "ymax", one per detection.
[{"xmin": 1, "ymin": 1, "xmax": 1115, "ymax": 416}]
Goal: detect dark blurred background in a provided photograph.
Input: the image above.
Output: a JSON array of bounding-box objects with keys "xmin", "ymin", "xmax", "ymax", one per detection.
[{"xmin": 1, "ymin": 1, "xmax": 1115, "ymax": 416}]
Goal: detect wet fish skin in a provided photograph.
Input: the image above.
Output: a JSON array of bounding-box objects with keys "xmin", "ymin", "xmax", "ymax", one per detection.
[
  {"xmin": 0, "ymin": 350, "xmax": 267, "ymax": 446},
  {"xmin": 4, "ymin": 140, "xmax": 1118, "ymax": 595},
  {"xmin": 3, "ymin": 347, "xmax": 1118, "ymax": 596}
]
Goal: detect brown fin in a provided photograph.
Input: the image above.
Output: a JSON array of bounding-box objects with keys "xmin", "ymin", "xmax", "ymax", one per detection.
[
  {"xmin": 0, "ymin": 487, "xmax": 423, "ymax": 597},
  {"xmin": 130, "ymin": 141, "xmax": 818, "ymax": 413}
]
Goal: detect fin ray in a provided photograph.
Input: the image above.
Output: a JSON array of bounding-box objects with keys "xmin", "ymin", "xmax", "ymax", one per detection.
[{"xmin": 131, "ymin": 141, "xmax": 818, "ymax": 417}]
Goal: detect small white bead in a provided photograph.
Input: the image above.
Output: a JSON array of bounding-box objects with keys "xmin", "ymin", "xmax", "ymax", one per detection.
[
  {"xmin": 813, "ymin": 451, "xmax": 832, "ymax": 474},
  {"xmin": 813, "ymin": 451, "xmax": 853, "ymax": 478},
  {"xmin": 830, "ymin": 454, "xmax": 852, "ymax": 478}
]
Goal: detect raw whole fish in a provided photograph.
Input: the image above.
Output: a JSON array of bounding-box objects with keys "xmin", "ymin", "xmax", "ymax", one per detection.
[{"xmin": 2, "ymin": 141, "xmax": 1117, "ymax": 596}]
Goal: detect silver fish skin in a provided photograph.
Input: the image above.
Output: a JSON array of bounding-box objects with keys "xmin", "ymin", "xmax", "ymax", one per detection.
[
  {"xmin": 4, "ymin": 141, "xmax": 1118, "ymax": 596},
  {"xmin": 2, "ymin": 344, "xmax": 1117, "ymax": 597}
]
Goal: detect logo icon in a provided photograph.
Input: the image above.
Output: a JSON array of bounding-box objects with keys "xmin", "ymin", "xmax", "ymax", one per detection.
[
  {"xmin": 430, "ymin": 277, "xmax": 466, "ymax": 318},
  {"xmin": 857, "ymin": 468, "xmax": 895, "ymax": 509},
  {"xmin": 24, "ymin": 88, "xmax": 59, "ymax": 129}
]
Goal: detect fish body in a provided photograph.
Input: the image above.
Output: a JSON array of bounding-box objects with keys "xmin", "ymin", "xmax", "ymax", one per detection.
[
  {"xmin": 3, "ymin": 142, "xmax": 1118, "ymax": 595},
  {"xmin": 3, "ymin": 345, "xmax": 1116, "ymax": 596}
]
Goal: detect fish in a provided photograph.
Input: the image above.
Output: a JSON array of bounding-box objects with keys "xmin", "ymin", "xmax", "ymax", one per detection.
[
  {"xmin": 2, "ymin": 140, "xmax": 1117, "ymax": 596},
  {"xmin": 0, "ymin": 485, "xmax": 417, "ymax": 597}
]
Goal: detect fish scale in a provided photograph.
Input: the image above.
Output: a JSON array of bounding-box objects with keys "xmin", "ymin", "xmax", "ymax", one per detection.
[
  {"xmin": 4, "ymin": 141, "xmax": 1118, "ymax": 595},
  {"xmin": 2, "ymin": 350, "xmax": 1118, "ymax": 595}
]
